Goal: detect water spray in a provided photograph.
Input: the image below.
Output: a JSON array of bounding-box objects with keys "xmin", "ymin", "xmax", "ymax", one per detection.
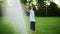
[{"xmin": 2, "ymin": 0, "xmax": 28, "ymax": 34}]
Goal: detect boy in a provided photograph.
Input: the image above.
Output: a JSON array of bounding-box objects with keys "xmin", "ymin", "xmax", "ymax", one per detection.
[
  {"xmin": 23, "ymin": 4, "xmax": 36, "ymax": 34},
  {"xmin": 27, "ymin": 5, "xmax": 36, "ymax": 34},
  {"xmin": 29, "ymin": 6, "xmax": 36, "ymax": 34}
]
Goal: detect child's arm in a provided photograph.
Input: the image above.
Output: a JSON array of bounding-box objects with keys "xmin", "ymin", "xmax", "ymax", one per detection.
[
  {"xmin": 22, "ymin": 3, "xmax": 30, "ymax": 13},
  {"xmin": 25, "ymin": 7, "xmax": 30, "ymax": 13}
]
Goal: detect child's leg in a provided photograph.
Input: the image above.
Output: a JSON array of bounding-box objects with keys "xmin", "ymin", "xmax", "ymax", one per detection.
[
  {"xmin": 33, "ymin": 30, "xmax": 36, "ymax": 34},
  {"xmin": 30, "ymin": 30, "xmax": 33, "ymax": 34},
  {"xmin": 30, "ymin": 21, "xmax": 36, "ymax": 34},
  {"xmin": 30, "ymin": 30, "xmax": 36, "ymax": 34}
]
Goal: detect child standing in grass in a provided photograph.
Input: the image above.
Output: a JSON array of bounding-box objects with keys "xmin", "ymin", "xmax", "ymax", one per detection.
[
  {"xmin": 22, "ymin": 4, "xmax": 36, "ymax": 34},
  {"xmin": 29, "ymin": 6, "xmax": 36, "ymax": 34},
  {"xmin": 26, "ymin": 5, "xmax": 36, "ymax": 34}
]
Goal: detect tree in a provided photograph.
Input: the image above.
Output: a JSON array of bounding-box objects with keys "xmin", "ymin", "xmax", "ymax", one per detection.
[
  {"xmin": 20, "ymin": 0, "xmax": 27, "ymax": 4},
  {"xmin": 49, "ymin": 2, "xmax": 58, "ymax": 16},
  {"xmin": 0, "ymin": 0, "xmax": 3, "ymax": 17},
  {"xmin": 35, "ymin": 0, "xmax": 45, "ymax": 17}
]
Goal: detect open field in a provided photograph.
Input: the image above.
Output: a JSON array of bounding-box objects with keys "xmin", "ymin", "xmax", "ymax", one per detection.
[
  {"xmin": 35, "ymin": 17, "xmax": 60, "ymax": 34},
  {"xmin": 0, "ymin": 17, "xmax": 60, "ymax": 34}
]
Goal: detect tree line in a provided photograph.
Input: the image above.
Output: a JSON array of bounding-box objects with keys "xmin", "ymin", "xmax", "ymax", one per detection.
[{"xmin": 21, "ymin": 0, "xmax": 60, "ymax": 17}]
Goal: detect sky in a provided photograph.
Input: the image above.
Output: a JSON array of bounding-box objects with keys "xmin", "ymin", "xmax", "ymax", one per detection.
[{"xmin": 53, "ymin": 0, "xmax": 60, "ymax": 5}]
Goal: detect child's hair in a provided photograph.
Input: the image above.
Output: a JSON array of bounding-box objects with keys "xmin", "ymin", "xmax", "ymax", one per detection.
[
  {"xmin": 32, "ymin": 4, "xmax": 36, "ymax": 11},
  {"xmin": 33, "ymin": 6, "xmax": 36, "ymax": 11},
  {"xmin": 29, "ymin": 6, "xmax": 31, "ymax": 9},
  {"xmin": 29, "ymin": 6, "xmax": 36, "ymax": 11}
]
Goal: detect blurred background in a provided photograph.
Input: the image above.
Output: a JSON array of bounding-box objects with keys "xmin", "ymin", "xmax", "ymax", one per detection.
[
  {"xmin": 0, "ymin": 0, "xmax": 60, "ymax": 17},
  {"xmin": 0, "ymin": 0, "xmax": 60, "ymax": 34},
  {"xmin": 20, "ymin": 0, "xmax": 60, "ymax": 17}
]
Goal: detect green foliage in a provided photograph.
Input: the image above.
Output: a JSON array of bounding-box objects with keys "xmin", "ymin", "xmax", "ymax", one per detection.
[
  {"xmin": 35, "ymin": 1, "xmax": 60, "ymax": 17},
  {"xmin": 20, "ymin": 0, "xmax": 27, "ymax": 4},
  {"xmin": 48, "ymin": 2, "xmax": 59, "ymax": 16},
  {"xmin": 38, "ymin": 0, "xmax": 44, "ymax": 7},
  {"xmin": 38, "ymin": 0, "xmax": 44, "ymax": 2},
  {"xmin": 0, "ymin": 8, "xmax": 2, "ymax": 17},
  {"xmin": 0, "ymin": 0, "xmax": 4, "ymax": 17}
]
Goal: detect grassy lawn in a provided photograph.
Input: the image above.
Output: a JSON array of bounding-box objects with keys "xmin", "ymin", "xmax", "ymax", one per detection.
[
  {"xmin": 0, "ymin": 17, "xmax": 15, "ymax": 34},
  {"xmin": 35, "ymin": 17, "xmax": 60, "ymax": 34},
  {"xmin": 0, "ymin": 17, "xmax": 60, "ymax": 34}
]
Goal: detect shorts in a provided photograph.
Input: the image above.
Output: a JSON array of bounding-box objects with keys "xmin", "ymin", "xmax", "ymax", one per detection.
[{"xmin": 30, "ymin": 21, "xmax": 35, "ymax": 31}]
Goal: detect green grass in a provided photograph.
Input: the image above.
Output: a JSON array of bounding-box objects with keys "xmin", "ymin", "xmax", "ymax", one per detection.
[
  {"xmin": 0, "ymin": 17, "xmax": 60, "ymax": 34},
  {"xmin": 0, "ymin": 18, "xmax": 15, "ymax": 34},
  {"xmin": 35, "ymin": 17, "xmax": 60, "ymax": 34}
]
